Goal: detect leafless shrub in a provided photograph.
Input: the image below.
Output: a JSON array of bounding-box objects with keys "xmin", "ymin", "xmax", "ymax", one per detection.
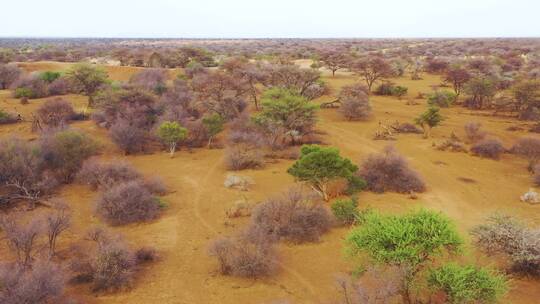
[
  {"xmin": 39, "ymin": 129, "xmax": 99, "ymax": 182},
  {"xmin": 0, "ymin": 260, "xmax": 65, "ymax": 304},
  {"xmin": 208, "ymin": 234, "xmax": 278, "ymax": 278},
  {"xmin": 91, "ymin": 239, "xmax": 136, "ymax": 292},
  {"xmin": 135, "ymin": 247, "xmax": 159, "ymax": 264},
  {"xmin": 129, "ymin": 68, "xmax": 168, "ymax": 94},
  {"xmin": 247, "ymin": 188, "xmax": 333, "ymax": 243},
  {"xmin": 109, "ymin": 119, "xmax": 150, "ymax": 154},
  {"xmin": 393, "ymin": 122, "xmax": 422, "ymax": 134},
  {"xmin": 142, "ymin": 176, "xmax": 168, "ymax": 195},
  {"xmin": 335, "ymin": 266, "xmax": 405, "ymax": 304},
  {"xmin": 47, "ymin": 77, "xmax": 71, "ymax": 96},
  {"xmin": 337, "ymin": 84, "xmax": 371, "ymax": 120},
  {"xmin": 436, "ymin": 133, "xmax": 468, "ymax": 152},
  {"xmin": 44, "ymin": 200, "xmax": 71, "ymax": 257},
  {"xmin": 0, "ymin": 63, "xmax": 22, "ymax": 89},
  {"xmin": 472, "ymin": 215, "xmax": 540, "ymax": 276},
  {"xmin": 0, "ymin": 215, "xmax": 43, "ymax": 268},
  {"xmin": 359, "ymin": 146, "xmax": 426, "ymax": 193},
  {"xmin": 224, "ymin": 174, "xmax": 254, "ymax": 191},
  {"xmin": 36, "ymin": 98, "xmax": 76, "ymax": 128},
  {"xmin": 0, "ymin": 109, "xmax": 19, "ymax": 124},
  {"xmin": 95, "ymin": 180, "xmax": 161, "ymax": 225},
  {"xmin": 464, "ymin": 121, "xmax": 487, "ymax": 143},
  {"xmin": 77, "ymin": 159, "xmax": 141, "ymax": 190},
  {"xmin": 511, "ymin": 137, "xmax": 540, "ymax": 171},
  {"xmin": 471, "ymin": 138, "xmax": 505, "ymax": 159},
  {"xmin": 224, "ymin": 144, "xmax": 265, "ymax": 170}
]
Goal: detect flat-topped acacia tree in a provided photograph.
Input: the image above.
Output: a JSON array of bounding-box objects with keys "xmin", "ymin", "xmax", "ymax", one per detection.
[{"xmin": 287, "ymin": 145, "xmax": 358, "ymax": 201}]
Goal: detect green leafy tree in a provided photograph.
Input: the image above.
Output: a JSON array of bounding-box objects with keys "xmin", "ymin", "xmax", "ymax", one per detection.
[
  {"xmin": 202, "ymin": 113, "xmax": 225, "ymax": 148},
  {"xmin": 428, "ymin": 263, "xmax": 508, "ymax": 304},
  {"xmin": 157, "ymin": 121, "xmax": 188, "ymax": 157},
  {"xmin": 415, "ymin": 106, "xmax": 444, "ymax": 138},
  {"xmin": 254, "ymin": 88, "xmax": 317, "ymax": 147},
  {"xmin": 346, "ymin": 209, "xmax": 462, "ymax": 304},
  {"xmin": 287, "ymin": 145, "xmax": 358, "ymax": 201},
  {"xmin": 67, "ymin": 64, "xmax": 109, "ymax": 107},
  {"xmin": 39, "ymin": 71, "xmax": 62, "ymax": 83}
]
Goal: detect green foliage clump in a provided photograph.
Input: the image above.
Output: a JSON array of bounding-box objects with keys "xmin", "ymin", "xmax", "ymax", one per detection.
[
  {"xmin": 415, "ymin": 106, "xmax": 444, "ymax": 138},
  {"xmin": 254, "ymin": 88, "xmax": 317, "ymax": 146},
  {"xmin": 428, "ymin": 263, "xmax": 508, "ymax": 304},
  {"xmin": 331, "ymin": 197, "xmax": 359, "ymax": 225},
  {"xmin": 157, "ymin": 121, "xmax": 188, "ymax": 157},
  {"xmin": 39, "ymin": 71, "xmax": 62, "ymax": 83},
  {"xmin": 346, "ymin": 209, "xmax": 462, "ymax": 303},
  {"xmin": 427, "ymin": 90, "xmax": 457, "ymax": 108},
  {"xmin": 287, "ymin": 145, "xmax": 358, "ymax": 201},
  {"xmin": 14, "ymin": 87, "xmax": 35, "ymax": 99},
  {"xmin": 202, "ymin": 113, "xmax": 225, "ymax": 147}
]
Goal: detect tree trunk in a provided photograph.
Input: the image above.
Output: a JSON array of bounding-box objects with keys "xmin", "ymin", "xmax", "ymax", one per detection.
[
  {"xmin": 207, "ymin": 136, "xmax": 214, "ymax": 149},
  {"xmin": 169, "ymin": 143, "xmax": 177, "ymax": 158}
]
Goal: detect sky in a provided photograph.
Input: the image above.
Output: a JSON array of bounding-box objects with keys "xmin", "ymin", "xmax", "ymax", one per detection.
[{"xmin": 0, "ymin": 0, "xmax": 538, "ymax": 38}]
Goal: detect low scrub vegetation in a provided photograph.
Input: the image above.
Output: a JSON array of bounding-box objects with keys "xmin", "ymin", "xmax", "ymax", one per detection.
[
  {"xmin": 359, "ymin": 146, "xmax": 426, "ymax": 193},
  {"xmin": 470, "ymin": 138, "xmax": 505, "ymax": 159}
]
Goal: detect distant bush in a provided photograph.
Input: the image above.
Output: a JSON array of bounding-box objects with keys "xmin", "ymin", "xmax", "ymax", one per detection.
[
  {"xmin": 0, "ymin": 63, "xmax": 22, "ymax": 89},
  {"xmin": 95, "ymin": 180, "xmax": 161, "ymax": 225},
  {"xmin": 40, "ymin": 129, "xmax": 99, "ymax": 182},
  {"xmin": 248, "ymin": 189, "xmax": 333, "ymax": 243},
  {"xmin": 224, "ymin": 144, "xmax": 265, "ymax": 170},
  {"xmin": 331, "ymin": 197, "xmax": 359, "ymax": 225},
  {"xmin": 464, "ymin": 121, "xmax": 487, "ymax": 143},
  {"xmin": 129, "ymin": 68, "xmax": 168, "ymax": 94},
  {"xmin": 208, "ymin": 234, "xmax": 278, "ymax": 278},
  {"xmin": 393, "ymin": 122, "xmax": 422, "ymax": 134},
  {"xmin": 36, "ymin": 98, "xmax": 75, "ymax": 128},
  {"xmin": 374, "ymin": 82, "xmax": 407, "ymax": 97},
  {"xmin": 359, "ymin": 146, "xmax": 426, "ymax": 193},
  {"xmin": 470, "ymin": 138, "xmax": 505, "ymax": 159},
  {"xmin": 47, "ymin": 77, "xmax": 71, "ymax": 96},
  {"xmin": 427, "ymin": 91, "xmax": 457, "ymax": 108},
  {"xmin": 338, "ymin": 83, "xmax": 371, "ymax": 121}
]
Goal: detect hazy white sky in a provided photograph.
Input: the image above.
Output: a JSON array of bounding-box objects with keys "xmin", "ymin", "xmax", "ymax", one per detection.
[{"xmin": 1, "ymin": 0, "xmax": 538, "ymax": 38}]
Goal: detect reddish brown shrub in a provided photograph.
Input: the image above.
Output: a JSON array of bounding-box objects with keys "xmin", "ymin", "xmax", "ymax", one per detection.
[
  {"xmin": 95, "ymin": 180, "xmax": 160, "ymax": 225},
  {"xmin": 39, "ymin": 129, "xmax": 99, "ymax": 182},
  {"xmin": 109, "ymin": 119, "xmax": 149, "ymax": 154},
  {"xmin": 36, "ymin": 98, "xmax": 75, "ymax": 128},
  {"xmin": 471, "ymin": 138, "xmax": 505, "ymax": 159},
  {"xmin": 129, "ymin": 68, "xmax": 168, "ymax": 94},
  {"xmin": 0, "ymin": 260, "xmax": 65, "ymax": 304},
  {"xmin": 47, "ymin": 77, "xmax": 71, "ymax": 96},
  {"xmin": 511, "ymin": 137, "xmax": 540, "ymax": 171},
  {"xmin": 91, "ymin": 240, "xmax": 136, "ymax": 292},
  {"xmin": 464, "ymin": 121, "xmax": 487, "ymax": 143},
  {"xmin": 77, "ymin": 159, "xmax": 141, "ymax": 190},
  {"xmin": 0, "ymin": 216, "xmax": 43, "ymax": 268},
  {"xmin": 208, "ymin": 235, "xmax": 278, "ymax": 278},
  {"xmin": 359, "ymin": 146, "xmax": 426, "ymax": 193},
  {"xmin": 224, "ymin": 144, "xmax": 265, "ymax": 170},
  {"xmin": 247, "ymin": 189, "xmax": 333, "ymax": 243},
  {"xmin": 135, "ymin": 247, "xmax": 159, "ymax": 264}
]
